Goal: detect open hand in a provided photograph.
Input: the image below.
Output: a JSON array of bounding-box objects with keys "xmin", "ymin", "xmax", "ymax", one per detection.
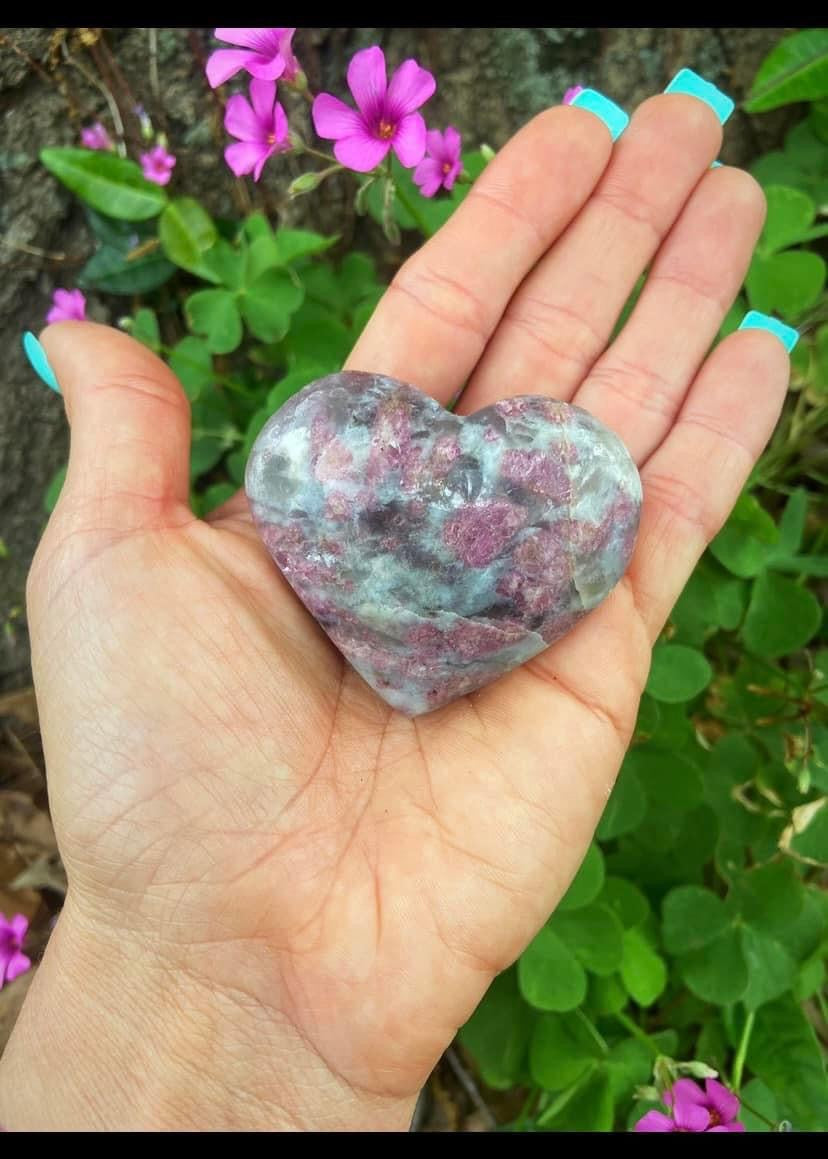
[{"xmin": 1, "ymin": 90, "xmax": 790, "ymax": 1130}]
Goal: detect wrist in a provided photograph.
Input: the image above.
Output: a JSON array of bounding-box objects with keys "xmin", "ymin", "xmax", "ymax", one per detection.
[{"xmin": 0, "ymin": 898, "xmax": 414, "ymax": 1131}]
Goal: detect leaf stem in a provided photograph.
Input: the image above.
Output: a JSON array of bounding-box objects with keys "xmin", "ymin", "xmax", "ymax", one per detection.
[
  {"xmin": 614, "ymin": 1010, "xmax": 660, "ymax": 1056},
  {"xmin": 297, "ymin": 141, "xmax": 339, "ymax": 165},
  {"xmin": 575, "ymin": 1008, "xmax": 610, "ymax": 1055},
  {"xmin": 730, "ymin": 1009, "xmax": 755, "ymax": 1092},
  {"xmin": 60, "ymin": 38, "xmax": 127, "ymax": 158},
  {"xmin": 536, "ymin": 1067, "xmax": 596, "ymax": 1127},
  {"xmin": 738, "ymin": 1095, "xmax": 781, "ymax": 1130}
]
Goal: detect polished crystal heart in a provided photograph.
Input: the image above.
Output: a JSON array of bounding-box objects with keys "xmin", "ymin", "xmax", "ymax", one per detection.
[{"xmin": 246, "ymin": 372, "xmax": 642, "ymax": 716}]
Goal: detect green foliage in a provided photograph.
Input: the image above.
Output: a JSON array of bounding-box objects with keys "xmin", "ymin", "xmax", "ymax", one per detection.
[
  {"xmin": 159, "ymin": 197, "xmax": 219, "ymax": 277},
  {"xmin": 458, "ymin": 30, "xmax": 828, "ymax": 1119},
  {"xmin": 40, "ymin": 147, "xmax": 168, "ymax": 219},
  {"xmin": 78, "ymin": 210, "xmax": 176, "ymax": 296},
  {"xmin": 745, "ymin": 29, "xmax": 828, "ymax": 112}
]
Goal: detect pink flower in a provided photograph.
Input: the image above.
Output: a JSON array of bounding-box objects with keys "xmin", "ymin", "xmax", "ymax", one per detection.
[
  {"xmin": 80, "ymin": 122, "xmax": 112, "ymax": 150},
  {"xmin": 413, "ymin": 126, "xmax": 462, "ymax": 197},
  {"xmin": 46, "ymin": 288, "xmax": 86, "ymax": 324},
  {"xmin": 224, "ymin": 78, "xmax": 290, "ymax": 181},
  {"xmin": 563, "ymin": 85, "xmax": 585, "ymax": 104},
  {"xmin": 0, "ymin": 913, "xmax": 31, "ymax": 988},
  {"xmin": 206, "ymin": 28, "xmax": 299, "ymax": 88},
  {"xmin": 312, "ymin": 45, "xmax": 436, "ymax": 173},
  {"xmin": 140, "ymin": 145, "xmax": 176, "ymax": 186},
  {"xmin": 635, "ymin": 1078, "xmax": 745, "ymax": 1133}
]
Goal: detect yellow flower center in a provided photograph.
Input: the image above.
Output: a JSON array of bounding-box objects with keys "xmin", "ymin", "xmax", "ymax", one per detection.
[
  {"xmin": 377, "ymin": 120, "xmax": 395, "ymax": 140},
  {"xmin": 442, "ymin": 161, "xmax": 451, "ymax": 174}
]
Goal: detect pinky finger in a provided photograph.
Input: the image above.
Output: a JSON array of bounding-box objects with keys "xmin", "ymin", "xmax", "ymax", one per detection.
[{"xmin": 627, "ymin": 327, "xmax": 792, "ymax": 643}]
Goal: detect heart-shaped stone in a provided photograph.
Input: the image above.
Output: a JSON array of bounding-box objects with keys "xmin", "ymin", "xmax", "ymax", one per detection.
[{"xmin": 246, "ymin": 372, "xmax": 642, "ymax": 716}]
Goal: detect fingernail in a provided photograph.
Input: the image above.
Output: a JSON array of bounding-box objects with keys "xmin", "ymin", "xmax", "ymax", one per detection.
[
  {"xmin": 569, "ymin": 88, "xmax": 630, "ymax": 141},
  {"xmin": 22, "ymin": 331, "xmax": 60, "ymax": 393},
  {"xmin": 711, "ymin": 160, "xmax": 723, "ymax": 169},
  {"xmin": 738, "ymin": 310, "xmax": 799, "ymax": 353},
  {"xmin": 664, "ymin": 68, "xmax": 735, "ymax": 124}
]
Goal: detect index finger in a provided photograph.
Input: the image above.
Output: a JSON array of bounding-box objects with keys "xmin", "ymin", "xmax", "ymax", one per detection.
[{"xmin": 344, "ymin": 105, "xmax": 615, "ymax": 404}]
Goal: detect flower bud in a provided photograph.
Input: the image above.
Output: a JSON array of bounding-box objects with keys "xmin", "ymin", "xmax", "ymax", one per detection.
[
  {"xmin": 676, "ymin": 1061, "xmax": 719, "ymax": 1080},
  {"xmin": 134, "ymin": 104, "xmax": 154, "ymax": 142},
  {"xmin": 288, "ymin": 170, "xmax": 327, "ymax": 198}
]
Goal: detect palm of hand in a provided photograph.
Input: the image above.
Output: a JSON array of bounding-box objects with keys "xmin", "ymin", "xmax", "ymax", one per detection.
[{"xmin": 29, "ymin": 94, "xmax": 788, "ymax": 1109}]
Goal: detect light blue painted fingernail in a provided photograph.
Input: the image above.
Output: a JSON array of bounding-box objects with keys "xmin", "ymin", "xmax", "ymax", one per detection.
[
  {"xmin": 22, "ymin": 331, "xmax": 60, "ymax": 393},
  {"xmin": 711, "ymin": 160, "xmax": 723, "ymax": 168},
  {"xmin": 664, "ymin": 68, "xmax": 735, "ymax": 124},
  {"xmin": 738, "ymin": 310, "xmax": 799, "ymax": 353},
  {"xmin": 569, "ymin": 88, "xmax": 630, "ymax": 141}
]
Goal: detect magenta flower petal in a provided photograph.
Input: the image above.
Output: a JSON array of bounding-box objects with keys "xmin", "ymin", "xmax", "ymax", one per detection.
[
  {"xmin": 224, "ymin": 141, "xmax": 267, "ymax": 178},
  {"xmin": 223, "ymin": 77, "xmax": 288, "ymax": 180},
  {"xmin": 252, "ymin": 143, "xmax": 279, "ymax": 182},
  {"xmin": 46, "ymin": 288, "xmax": 86, "ymax": 324},
  {"xmin": 415, "ymin": 125, "xmax": 462, "ymax": 193},
  {"xmin": 664, "ymin": 1079, "xmax": 707, "ymax": 1108},
  {"xmin": 207, "ymin": 29, "xmax": 291, "ymax": 87},
  {"xmin": 10, "ymin": 915, "xmax": 28, "ymax": 941},
  {"xmin": 386, "ymin": 58, "xmax": 437, "ymax": 118},
  {"xmin": 206, "ymin": 48, "xmax": 260, "ymax": 88},
  {"xmin": 443, "ymin": 160, "xmax": 462, "ymax": 191},
  {"xmin": 413, "ymin": 156, "xmax": 444, "ymax": 197},
  {"xmin": 273, "ymin": 102, "xmax": 289, "ymax": 145},
  {"xmin": 347, "ymin": 45, "xmax": 387, "ymax": 118},
  {"xmin": 277, "ymin": 29, "xmax": 300, "ymax": 82},
  {"xmin": 634, "ymin": 1111, "xmax": 676, "ymax": 1132},
  {"xmin": 214, "ymin": 28, "xmax": 283, "ymax": 52},
  {"xmin": 392, "ymin": 111, "xmax": 427, "ymax": 168},
  {"xmin": 563, "ymin": 84, "xmax": 585, "ymax": 105},
  {"xmin": 705, "ymin": 1079, "xmax": 740, "ymax": 1124},
  {"xmin": 442, "ymin": 124, "xmax": 462, "ymax": 156},
  {"xmin": 80, "ymin": 122, "xmax": 111, "ymax": 150},
  {"xmin": 244, "ymin": 54, "xmax": 289, "ymax": 81},
  {"xmin": 249, "ymin": 77, "xmax": 279, "ymax": 127},
  {"xmin": 0, "ymin": 912, "xmax": 31, "ymax": 989},
  {"xmin": 140, "ymin": 146, "xmax": 176, "ymax": 187},
  {"xmin": 673, "ymin": 1100, "xmax": 710, "ymax": 1133},
  {"xmin": 224, "ymin": 92, "xmax": 263, "ymax": 142},
  {"xmin": 316, "ymin": 46, "xmax": 435, "ymax": 175},
  {"xmin": 333, "ymin": 133, "xmax": 391, "ymax": 173},
  {"xmin": 425, "ymin": 128, "xmax": 445, "ymax": 156},
  {"xmin": 708, "ymin": 1124, "xmax": 746, "ymax": 1133},
  {"xmin": 4, "ymin": 951, "xmax": 31, "ymax": 984},
  {"xmin": 312, "ymin": 93, "xmax": 365, "ymax": 140}
]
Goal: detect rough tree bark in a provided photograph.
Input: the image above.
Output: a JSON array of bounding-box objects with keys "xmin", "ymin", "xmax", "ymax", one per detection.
[{"xmin": 0, "ymin": 27, "xmax": 797, "ymax": 690}]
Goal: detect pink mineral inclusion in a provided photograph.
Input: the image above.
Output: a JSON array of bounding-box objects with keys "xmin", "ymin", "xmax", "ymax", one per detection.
[
  {"xmin": 312, "ymin": 45, "xmax": 436, "ymax": 173},
  {"xmin": 501, "ymin": 449, "xmax": 570, "ymax": 501},
  {"xmin": 442, "ymin": 500, "xmax": 527, "ymax": 567}
]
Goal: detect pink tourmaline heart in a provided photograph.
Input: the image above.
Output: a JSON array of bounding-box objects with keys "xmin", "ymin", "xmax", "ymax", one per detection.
[{"xmin": 246, "ymin": 372, "xmax": 642, "ymax": 715}]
